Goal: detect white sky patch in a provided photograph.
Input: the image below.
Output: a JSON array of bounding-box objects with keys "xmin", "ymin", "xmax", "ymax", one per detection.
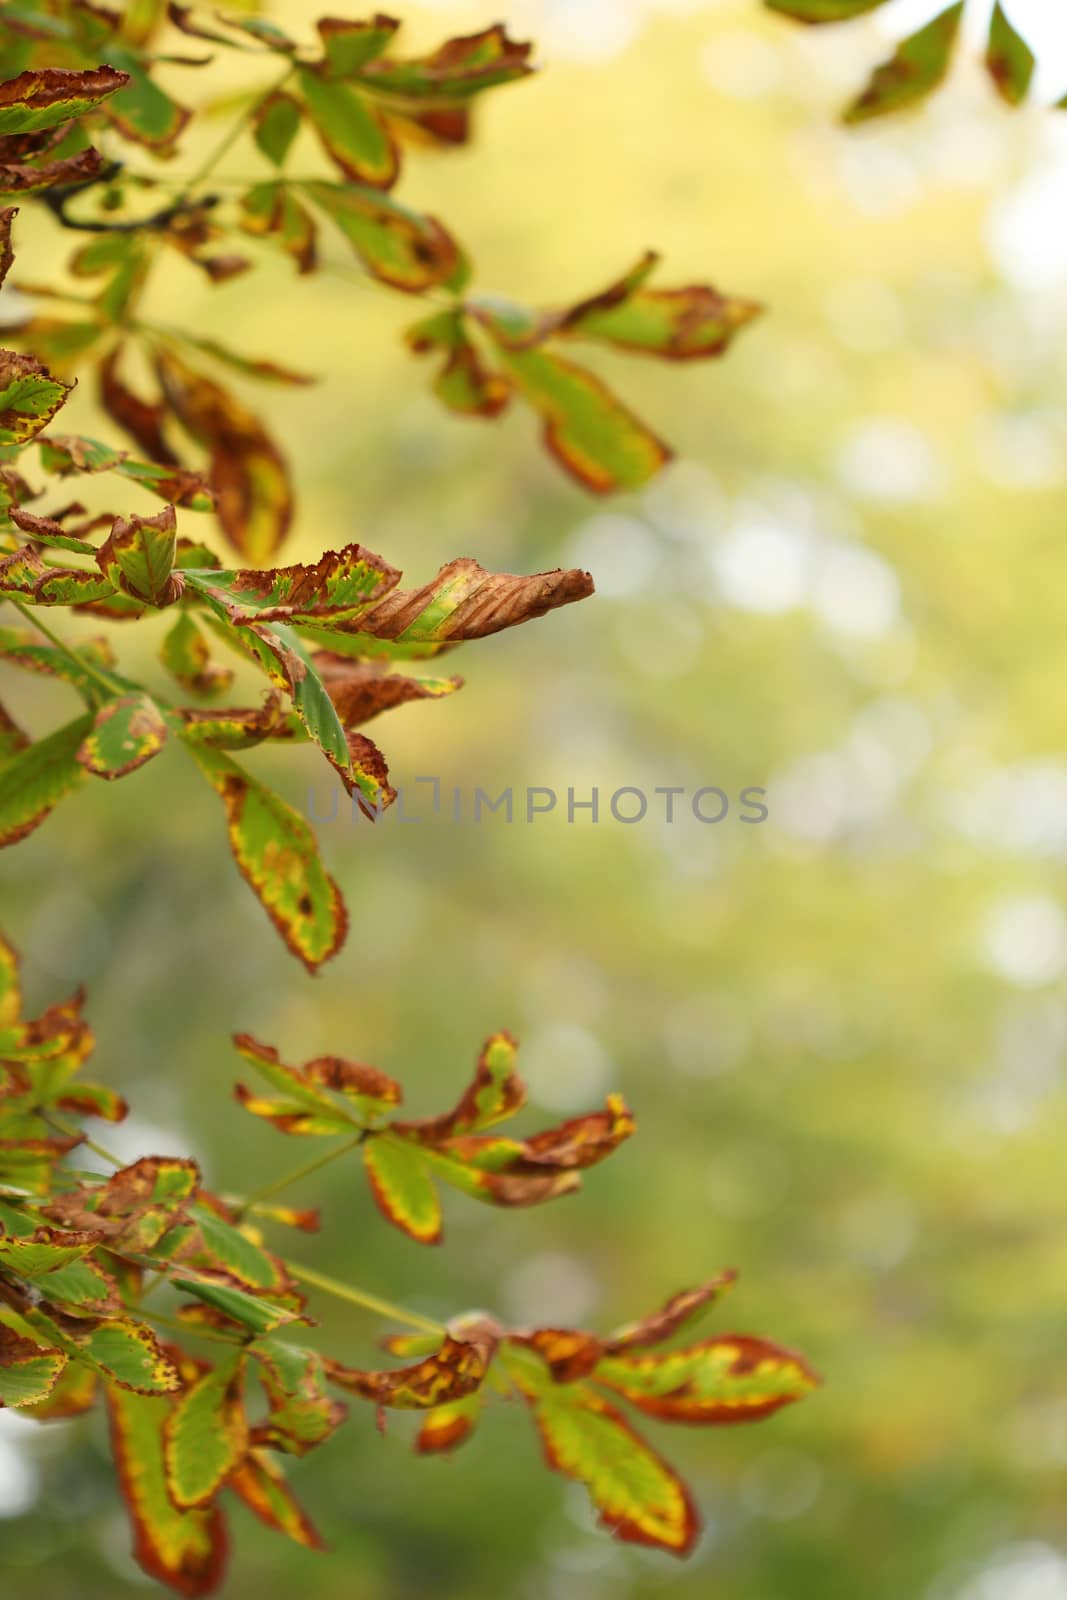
[
  {"xmin": 710, "ymin": 519, "xmax": 814, "ymax": 614},
  {"xmin": 982, "ymin": 894, "xmax": 1067, "ymax": 988},
  {"xmin": 836, "ymin": 418, "xmax": 944, "ymax": 503},
  {"xmin": 569, "ymin": 513, "xmax": 660, "ymax": 599},
  {"xmin": 810, "ymin": 542, "xmax": 901, "ymax": 639},
  {"xmin": 0, "ymin": 1415, "xmax": 40, "ymax": 1519}
]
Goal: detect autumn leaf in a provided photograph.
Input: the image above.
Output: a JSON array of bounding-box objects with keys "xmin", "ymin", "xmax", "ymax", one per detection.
[
  {"xmin": 107, "ymin": 1382, "xmax": 229, "ymax": 1596},
  {"xmin": 0, "ymin": 66, "xmax": 130, "ymax": 134},
  {"xmin": 154, "ymin": 349, "xmax": 292, "ymax": 563},
  {"xmin": 986, "ymin": 2, "xmax": 1035, "ymax": 105},
  {"xmin": 0, "ymin": 348, "xmax": 69, "ymax": 445},
  {"xmin": 180, "ymin": 740, "xmax": 347, "ymax": 972},
  {"xmin": 844, "ymin": 3, "xmax": 964, "ymax": 123},
  {"xmin": 76, "ymin": 693, "xmax": 168, "ymax": 780},
  {"xmin": 302, "ymin": 181, "xmax": 462, "ymax": 293},
  {"xmin": 164, "ymin": 1351, "xmax": 248, "ymax": 1507}
]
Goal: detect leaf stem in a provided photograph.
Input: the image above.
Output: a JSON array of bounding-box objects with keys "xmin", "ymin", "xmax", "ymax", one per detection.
[
  {"xmin": 40, "ymin": 1110, "xmax": 122, "ymax": 1168},
  {"xmin": 286, "ymin": 1260, "xmax": 445, "ymax": 1335},
  {"xmin": 8, "ymin": 600, "xmax": 123, "ymax": 700},
  {"xmin": 231, "ymin": 1132, "xmax": 364, "ymax": 1219},
  {"xmin": 173, "ymin": 62, "xmax": 297, "ymax": 206}
]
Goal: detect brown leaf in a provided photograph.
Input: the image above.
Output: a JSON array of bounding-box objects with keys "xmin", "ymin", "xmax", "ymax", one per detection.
[
  {"xmin": 155, "ymin": 349, "xmax": 293, "ymax": 562},
  {"xmin": 324, "ymin": 1319, "xmax": 497, "ymax": 1410},
  {"xmin": 348, "ymin": 557, "xmax": 594, "ymax": 642},
  {"xmin": 0, "ymin": 206, "xmax": 15, "ymax": 291},
  {"xmin": 99, "ymin": 348, "xmax": 178, "ymax": 464},
  {"xmin": 312, "ymin": 654, "xmax": 463, "ymax": 727}
]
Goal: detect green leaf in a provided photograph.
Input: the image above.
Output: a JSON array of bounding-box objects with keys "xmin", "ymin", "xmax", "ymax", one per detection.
[
  {"xmin": 103, "ymin": 51, "xmax": 189, "ymax": 148},
  {"xmin": 363, "ymin": 1134, "xmax": 442, "ymax": 1244},
  {"xmin": 303, "ymin": 181, "xmax": 462, "ymax": 293},
  {"xmin": 560, "ymin": 252, "xmax": 761, "ymax": 361},
  {"xmin": 175, "ymin": 1275, "xmax": 298, "ymax": 1335},
  {"xmin": 0, "ymin": 714, "xmax": 91, "ymax": 848},
  {"xmin": 844, "ymin": 3, "xmax": 964, "ymax": 123},
  {"xmin": 0, "ymin": 1233, "xmax": 97, "ymax": 1276},
  {"xmin": 485, "ymin": 339, "xmax": 670, "ymax": 493},
  {"xmin": 253, "ymin": 90, "xmax": 302, "ymax": 167},
  {"xmin": 74, "ymin": 1318, "xmax": 180, "ymax": 1394},
  {"xmin": 986, "ymin": 3, "xmax": 1035, "ymax": 105},
  {"xmin": 190, "ymin": 1204, "xmax": 288, "ymax": 1293},
  {"xmin": 76, "ymin": 693, "xmax": 167, "ymax": 780},
  {"xmin": 317, "ymin": 15, "xmax": 399, "ymax": 77},
  {"xmin": 180, "ymin": 739, "xmax": 347, "ymax": 972},
  {"xmin": 164, "ymin": 1351, "xmax": 248, "ymax": 1507},
  {"xmin": 35, "ymin": 1256, "xmax": 119, "ymax": 1314},
  {"xmin": 503, "ymin": 1346, "xmax": 698, "ymax": 1556},
  {"xmin": 0, "ymin": 1321, "xmax": 66, "ymax": 1406},
  {"xmin": 0, "ymin": 65, "xmax": 130, "ymax": 134},
  {"xmin": 96, "ymin": 504, "xmax": 179, "ymax": 605},
  {"xmin": 298, "ymin": 68, "xmax": 397, "ymax": 188},
  {"xmin": 106, "ymin": 1383, "xmax": 228, "ymax": 1596},
  {"xmin": 0, "ymin": 350, "xmax": 69, "ymax": 444},
  {"xmin": 250, "ymin": 1338, "xmax": 346, "ymax": 1454},
  {"xmin": 764, "ymin": 0, "xmax": 889, "ymax": 18}
]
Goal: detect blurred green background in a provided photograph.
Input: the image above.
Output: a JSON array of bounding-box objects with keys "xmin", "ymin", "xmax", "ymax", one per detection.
[{"xmin": 6, "ymin": 1, "xmax": 1067, "ymax": 1595}]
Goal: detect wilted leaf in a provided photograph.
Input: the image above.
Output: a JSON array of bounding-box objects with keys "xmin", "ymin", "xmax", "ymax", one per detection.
[
  {"xmin": 396, "ymin": 1031, "xmax": 523, "ymax": 1141},
  {"xmin": 0, "ymin": 65, "xmax": 130, "ymax": 134},
  {"xmin": 415, "ymin": 1391, "xmax": 483, "ymax": 1454},
  {"xmin": 43, "ymin": 1156, "xmax": 199, "ymax": 1251},
  {"xmin": 0, "ymin": 205, "xmax": 15, "ymax": 290},
  {"xmin": 0, "ymin": 714, "xmax": 91, "ymax": 848},
  {"xmin": 181, "ymin": 740, "xmax": 346, "ymax": 972},
  {"xmin": 313, "ymin": 654, "xmax": 462, "ymax": 727},
  {"xmin": 229, "ymin": 1450, "xmax": 323, "ymax": 1548},
  {"xmin": 844, "ymin": 2, "xmax": 964, "ymax": 123},
  {"xmin": 20, "ymin": 1356, "xmax": 97, "ymax": 1419},
  {"xmin": 155, "ymin": 350, "xmax": 292, "ymax": 562},
  {"xmin": 165, "ymin": 1351, "xmax": 248, "ymax": 1507},
  {"xmin": 107, "ymin": 1382, "xmax": 229, "ymax": 1596},
  {"xmin": 0, "ymin": 146, "xmax": 105, "ymax": 195},
  {"xmin": 76, "ymin": 692, "xmax": 168, "ymax": 780},
  {"xmin": 342, "ymin": 557, "xmax": 594, "ymax": 644},
  {"xmin": 324, "ymin": 1320, "xmax": 497, "ymax": 1409},
  {"xmin": 99, "ymin": 346, "xmax": 178, "ymax": 465},
  {"xmin": 604, "ymin": 1274, "xmax": 738, "ymax": 1353},
  {"xmin": 0, "ymin": 349, "xmax": 69, "ymax": 444},
  {"xmin": 303, "ymin": 181, "xmax": 461, "ymax": 292}
]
